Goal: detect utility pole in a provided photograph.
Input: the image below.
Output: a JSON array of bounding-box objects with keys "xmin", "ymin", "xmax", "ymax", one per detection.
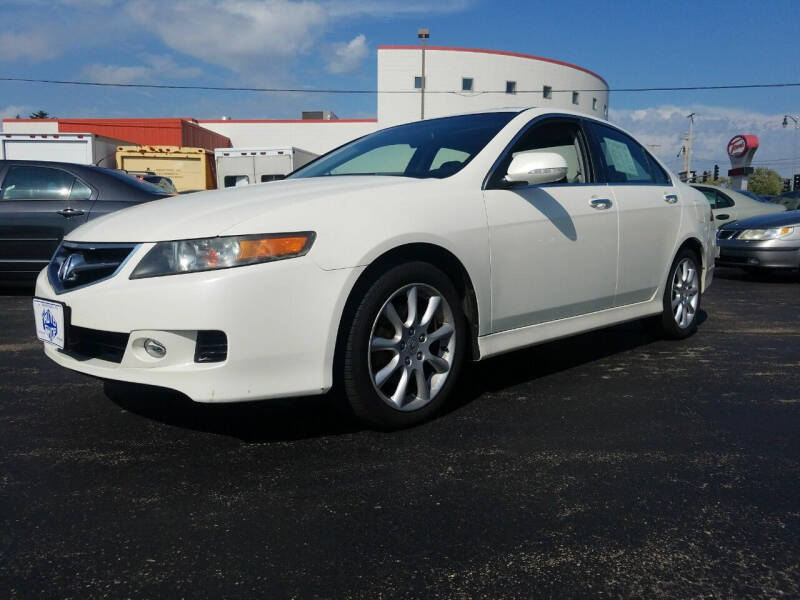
[
  {"xmin": 684, "ymin": 112, "xmax": 695, "ymax": 178},
  {"xmin": 784, "ymin": 114, "xmax": 799, "ymax": 188},
  {"xmin": 418, "ymin": 28, "xmax": 429, "ymax": 120}
]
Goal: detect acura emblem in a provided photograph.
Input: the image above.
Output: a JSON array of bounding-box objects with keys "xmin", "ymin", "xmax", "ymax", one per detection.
[{"xmin": 58, "ymin": 253, "xmax": 85, "ymax": 282}]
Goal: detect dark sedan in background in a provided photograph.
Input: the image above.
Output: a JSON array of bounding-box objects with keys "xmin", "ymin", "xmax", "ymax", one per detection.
[
  {"xmin": 0, "ymin": 160, "xmax": 172, "ymax": 280},
  {"xmin": 717, "ymin": 210, "xmax": 800, "ymax": 273}
]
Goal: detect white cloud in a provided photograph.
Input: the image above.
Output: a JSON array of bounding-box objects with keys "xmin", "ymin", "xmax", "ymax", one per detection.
[
  {"xmin": 326, "ymin": 34, "xmax": 368, "ymax": 74},
  {"xmin": 124, "ymin": 0, "xmax": 328, "ymax": 76},
  {"xmin": 0, "ymin": 105, "xmax": 31, "ymax": 121},
  {"xmin": 0, "ymin": 31, "xmax": 60, "ymax": 62},
  {"xmin": 610, "ymin": 104, "xmax": 799, "ymax": 178},
  {"xmin": 323, "ymin": 0, "xmax": 474, "ymax": 17},
  {"xmin": 81, "ymin": 55, "xmax": 204, "ymax": 85}
]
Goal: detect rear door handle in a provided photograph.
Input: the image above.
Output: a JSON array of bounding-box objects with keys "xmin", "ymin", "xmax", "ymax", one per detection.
[
  {"xmin": 57, "ymin": 208, "xmax": 85, "ymax": 218},
  {"xmin": 590, "ymin": 198, "xmax": 613, "ymax": 210},
  {"xmin": 664, "ymin": 194, "xmax": 679, "ymax": 204}
]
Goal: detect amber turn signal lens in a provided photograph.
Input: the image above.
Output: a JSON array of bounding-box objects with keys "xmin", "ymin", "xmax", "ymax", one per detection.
[{"xmin": 238, "ymin": 235, "xmax": 312, "ymax": 260}]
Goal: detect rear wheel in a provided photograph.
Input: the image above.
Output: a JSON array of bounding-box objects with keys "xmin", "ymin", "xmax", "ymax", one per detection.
[
  {"xmin": 341, "ymin": 262, "xmax": 467, "ymax": 429},
  {"xmin": 650, "ymin": 249, "xmax": 701, "ymax": 339}
]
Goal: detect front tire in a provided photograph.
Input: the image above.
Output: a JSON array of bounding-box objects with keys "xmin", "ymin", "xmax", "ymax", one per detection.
[
  {"xmin": 341, "ymin": 262, "xmax": 467, "ymax": 429},
  {"xmin": 651, "ymin": 248, "xmax": 701, "ymax": 339}
]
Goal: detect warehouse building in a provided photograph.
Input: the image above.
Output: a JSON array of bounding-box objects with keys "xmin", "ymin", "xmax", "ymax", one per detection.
[{"xmin": 3, "ymin": 46, "xmax": 608, "ymax": 156}]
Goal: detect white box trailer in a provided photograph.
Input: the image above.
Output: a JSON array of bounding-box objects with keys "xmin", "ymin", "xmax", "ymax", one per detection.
[
  {"xmin": 214, "ymin": 147, "xmax": 317, "ymax": 189},
  {"xmin": 0, "ymin": 132, "xmax": 128, "ymax": 168}
]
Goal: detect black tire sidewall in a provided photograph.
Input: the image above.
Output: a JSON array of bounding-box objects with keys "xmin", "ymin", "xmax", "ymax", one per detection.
[
  {"xmin": 342, "ymin": 262, "xmax": 467, "ymax": 429},
  {"xmin": 659, "ymin": 249, "xmax": 701, "ymax": 339}
]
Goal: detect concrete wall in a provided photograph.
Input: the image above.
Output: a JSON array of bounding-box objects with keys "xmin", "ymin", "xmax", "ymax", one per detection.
[{"xmin": 377, "ymin": 47, "xmax": 609, "ymax": 126}]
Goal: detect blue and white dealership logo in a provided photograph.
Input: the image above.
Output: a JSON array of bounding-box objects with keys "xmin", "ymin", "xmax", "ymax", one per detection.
[{"xmin": 42, "ymin": 308, "xmax": 58, "ymax": 341}]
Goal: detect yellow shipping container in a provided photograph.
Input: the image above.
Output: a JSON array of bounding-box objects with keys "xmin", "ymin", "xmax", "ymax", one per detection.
[{"xmin": 116, "ymin": 146, "xmax": 217, "ymax": 193}]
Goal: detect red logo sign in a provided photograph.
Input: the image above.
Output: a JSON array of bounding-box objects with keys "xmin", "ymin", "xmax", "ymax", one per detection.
[
  {"xmin": 727, "ymin": 135, "xmax": 758, "ymax": 158},
  {"xmin": 727, "ymin": 136, "xmax": 747, "ymax": 158}
]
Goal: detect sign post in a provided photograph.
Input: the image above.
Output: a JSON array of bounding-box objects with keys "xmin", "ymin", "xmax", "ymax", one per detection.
[{"xmin": 727, "ymin": 135, "xmax": 759, "ymax": 191}]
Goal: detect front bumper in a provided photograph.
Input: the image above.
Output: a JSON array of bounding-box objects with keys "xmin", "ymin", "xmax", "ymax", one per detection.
[
  {"xmin": 35, "ymin": 247, "xmax": 362, "ymax": 402},
  {"xmin": 716, "ymin": 238, "xmax": 800, "ymax": 270}
]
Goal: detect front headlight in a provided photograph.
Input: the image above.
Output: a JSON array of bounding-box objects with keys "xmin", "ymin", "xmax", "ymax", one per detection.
[
  {"xmin": 737, "ymin": 227, "xmax": 794, "ymax": 241},
  {"xmin": 130, "ymin": 232, "xmax": 315, "ymax": 279}
]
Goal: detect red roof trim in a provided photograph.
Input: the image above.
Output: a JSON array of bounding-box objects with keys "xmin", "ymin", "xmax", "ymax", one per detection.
[
  {"xmin": 377, "ymin": 45, "xmax": 608, "ymax": 87},
  {"xmin": 198, "ymin": 119, "xmax": 378, "ymax": 124}
]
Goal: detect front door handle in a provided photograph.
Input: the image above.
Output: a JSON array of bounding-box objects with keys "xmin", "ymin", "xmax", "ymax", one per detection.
[
  {"xmin": 717, "ymin": 214, "xmax": 730, "ymax": 221},
  {"xmin": 590, "ymin": 198, "xmax": 613, "ymax": 210},
  {"xmin": 664, "ymin": 194, "xmax": 679, "ymax": 204},
  {"xmin": 57, "ymin": 208, "xmax": 85, "ymax": 218}
]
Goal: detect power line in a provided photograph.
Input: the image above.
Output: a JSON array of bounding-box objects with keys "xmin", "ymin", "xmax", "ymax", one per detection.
[{"xmin": 1, "ymin": 76, "xmax": 800, "ymax": 94}]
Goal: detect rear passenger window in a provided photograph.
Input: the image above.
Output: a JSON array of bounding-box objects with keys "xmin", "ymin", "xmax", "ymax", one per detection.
[
  {"xmin": 696, "ymin": 187, "xmax": 718, "ymax": 208},
  {"xmin": 1, "ymin": 166, "xmax": 76, "ymax": 201},
  {"xmin": 715, "ymin": 191, "xmax": 734, "ymax": 209},
  {"xmin": 70, "ymin": 177, "xmax": 93, "ymax": 201},
  {"xmin": 591, "ymin": 123, "xmax": 655, "ymax": 183}
]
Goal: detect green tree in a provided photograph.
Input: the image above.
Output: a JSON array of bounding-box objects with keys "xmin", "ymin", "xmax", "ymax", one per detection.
[
  {"xmin": 747, "ymin": 167, "xmax": 783, "ymax": 195},
  {"xmin": 28, "ymin": 110, "xmax": 52, "ymax": 119}
]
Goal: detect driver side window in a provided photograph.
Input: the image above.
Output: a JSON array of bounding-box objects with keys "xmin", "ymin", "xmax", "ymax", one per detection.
[{"xmin": 492, "ymin": 119, "xmax": 589, "ymax": 187}]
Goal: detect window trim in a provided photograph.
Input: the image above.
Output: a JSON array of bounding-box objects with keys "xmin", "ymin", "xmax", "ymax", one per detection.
[
  {"xmin": 584, "ymin": 121, "xmax": 674, "ymax": 187},
  {"xmin": 483, "ymin": 114, "xmax": 598, "ymax": 191}
]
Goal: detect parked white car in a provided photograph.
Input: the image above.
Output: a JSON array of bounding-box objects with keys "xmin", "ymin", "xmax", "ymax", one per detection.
[
  {"xmin": 692, "ymin": 184, "xmax": 784, "ymax": 227},
  {"xmin": 34, "ymin": 108, "xmax": 716, "ymax": 428}
]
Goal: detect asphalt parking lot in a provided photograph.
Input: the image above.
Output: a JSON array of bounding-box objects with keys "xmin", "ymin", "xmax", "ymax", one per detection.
[{"xmin": 1, "ymin": 268, "xmax": 799, "ymax": 599}]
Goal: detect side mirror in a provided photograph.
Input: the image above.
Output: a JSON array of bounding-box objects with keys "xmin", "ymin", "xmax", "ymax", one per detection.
[{"xmin": 504, "ymin": 151, "xmax": 568, "ymax": 186}]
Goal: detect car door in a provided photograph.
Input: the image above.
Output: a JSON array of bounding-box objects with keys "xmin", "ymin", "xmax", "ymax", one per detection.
[
  {"xmin": 711, "ymin": 188, "xmax": 737, "ymax": 225},
  {"xmin": 482, "ymin": 117, "xmax": 619, "ymax": 332},
  {"xmin": 586, "ymin": 121, "xmax": 683, "ymax": 307},
  {"xmin": 0, "ymin": 164, "xmax": 91, "ymax": 277}
]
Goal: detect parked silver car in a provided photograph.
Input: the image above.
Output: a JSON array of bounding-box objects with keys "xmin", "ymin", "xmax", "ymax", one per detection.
[
  {"xmin": 716, "ymin": 210, "xmax": 800, "ymax": 272},
  {"xmin": 692, "ymin": 184, "xmax": 784, "ymax": 227}
]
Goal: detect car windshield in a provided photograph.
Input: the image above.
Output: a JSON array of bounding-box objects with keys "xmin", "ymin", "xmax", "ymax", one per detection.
[
  {"xmin": 738, "ymin": 190, "xmax": 771, "ymax": 203},
  {"xmin": 288, "ymin": 112, "xmax": 517, "ymax": 180}
]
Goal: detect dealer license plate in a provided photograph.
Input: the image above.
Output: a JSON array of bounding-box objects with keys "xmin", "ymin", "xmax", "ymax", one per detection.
[{"xmin": 33, "ymin": 298, "xmax": 67, "ymax": 349}]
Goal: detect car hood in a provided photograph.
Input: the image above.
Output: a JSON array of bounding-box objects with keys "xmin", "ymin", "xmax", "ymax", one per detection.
[
  {"xmin": 66, "ymin": 176, "xmax": 421, "ymax": 243},
  {"xmin": 723, "ymin": 209, "xmax": 800, "ymax": 230}
]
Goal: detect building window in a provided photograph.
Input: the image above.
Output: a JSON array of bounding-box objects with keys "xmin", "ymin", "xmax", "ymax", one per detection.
[
  {"xmin": 505, "ymin": 81, "xmax": 516, "ymax": 94},
  {"xmin": 462, "ymin": 77, "xmax": 473, "ymax": 92},
  {"xmin": 414, "ymin": 76, "xmax": 424, "ymax": 89},
  {"xmin": 592, "ymin": 97, "xmax": 598, "ymax": 110},
  {"xmin": 543, "ymin": 85, "xmax": 552, "ymax": 99},
  {"xmin": 604, "ymin": 104, "xmax": 608, "ymax": 118},
  {"xmin": 572, "ymin": 91, "xmax": 580, "ymax": 105}
]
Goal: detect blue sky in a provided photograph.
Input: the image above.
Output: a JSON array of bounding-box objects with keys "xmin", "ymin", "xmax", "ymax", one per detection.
[{"xmin": 1, "ymin": 0, "xmax": 799, "ymax": 176}]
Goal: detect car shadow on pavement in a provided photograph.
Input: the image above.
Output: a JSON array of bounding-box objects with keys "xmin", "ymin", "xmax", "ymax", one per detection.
[
  {"xmin": 445, "ymin": 312, "xmax": 707, "ymax": 415},
  {"xmin": 105, "ymin": 311, "xmax": 707, "ymax": 441},
  {"xmin": 104, "ymin": 381, "xmax": 365, "ymax": 442}
]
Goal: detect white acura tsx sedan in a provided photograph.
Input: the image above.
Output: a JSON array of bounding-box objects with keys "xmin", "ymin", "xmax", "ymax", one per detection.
[{"xmin": 33, "ymin": 108, "xmax": 715, "ymax": 428}]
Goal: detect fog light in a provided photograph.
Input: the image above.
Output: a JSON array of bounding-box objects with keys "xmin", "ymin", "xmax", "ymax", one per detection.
[{"xmin": 144, "ymin": 338, "xmax": 167, "ymax": 358}]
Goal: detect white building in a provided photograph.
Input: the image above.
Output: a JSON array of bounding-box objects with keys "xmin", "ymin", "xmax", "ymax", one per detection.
[{"xmin": 3, "ymin": 46, "xmax": 608, "ymax": 156}]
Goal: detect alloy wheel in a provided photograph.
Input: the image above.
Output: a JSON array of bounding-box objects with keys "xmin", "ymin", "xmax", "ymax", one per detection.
[
  {"xmin": 367, "ymin": 283, "xmax": 456, "ymax": 411},
  {"xmin": 671, "ymin": 257, "xmax": 699, "ymax": 329}
]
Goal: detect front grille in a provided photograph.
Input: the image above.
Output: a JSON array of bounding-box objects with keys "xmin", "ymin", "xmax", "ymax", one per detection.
[
  {"xmin": 717, "ymin": 229, "xmax": 738, "ymax": 240},
  {"xmin": 65, "ymin": 325, "xmax": 130, "ymax": 363},
  {"xmin": 48, "ymin": 242, "xmax": 137, "ymax": 293},
  {"xmin": 194, "ymin": 330, "xmax": 228, "ymax": 363}
]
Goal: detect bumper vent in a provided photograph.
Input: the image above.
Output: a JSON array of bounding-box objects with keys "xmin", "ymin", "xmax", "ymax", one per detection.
[
  {"xmin": 65, "ymin": 325, "xmax": 130, "ymax": 363},
  {"xmin": 48, "ymin": 242, "xmax": 138, "ymax": 293},
  {"xmin": 194, "ymin": 330, "xmax": 228, "ymax": 363}
]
